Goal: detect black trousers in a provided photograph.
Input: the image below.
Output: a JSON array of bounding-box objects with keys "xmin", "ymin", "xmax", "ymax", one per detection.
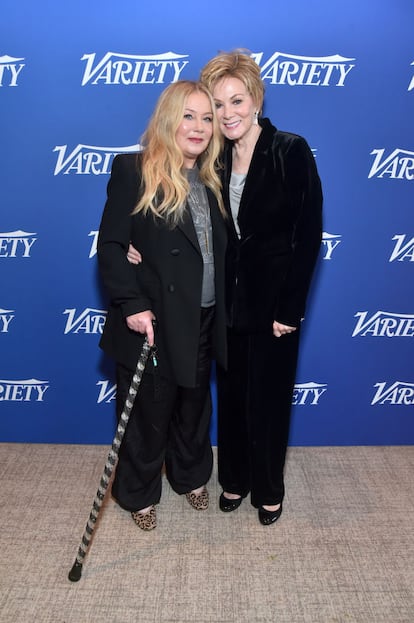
[
  {"xmin": 111, "ymin": 307, "xmax": 215, "ymax": 512},
  {"xmin": 216, "ymin": 327, "xmax": 300, "ymax": 508}
]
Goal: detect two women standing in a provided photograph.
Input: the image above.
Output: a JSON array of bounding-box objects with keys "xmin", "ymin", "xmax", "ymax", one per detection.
[{"xmin": 99, "ymin": 50, "xmax": 323, "ymax": 530}]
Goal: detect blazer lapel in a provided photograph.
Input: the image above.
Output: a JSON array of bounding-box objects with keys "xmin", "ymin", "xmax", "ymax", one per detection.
[
  {"xmin": 237, "ymin": 132, "xmax": 268, "ymax": 226},
  {"xmin": 177, "ymin": 203, "xmax": 201, "ymax": 252},
  {"xmin": 224, "ymin": 121, "xmax": 273, "ymax": 234}
]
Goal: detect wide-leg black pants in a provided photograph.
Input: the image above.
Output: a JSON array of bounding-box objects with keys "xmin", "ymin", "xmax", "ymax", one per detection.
[
  {"xmin": 216, "ymin": 327, "xmax": 300, "ymax": 508},
  {"xmin": 112, "ymin": 307, "xmax": 214, "ymax": 512}
]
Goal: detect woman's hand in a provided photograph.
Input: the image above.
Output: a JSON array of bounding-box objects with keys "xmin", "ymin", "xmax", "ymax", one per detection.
[
  {"xmin": 127, "ymin": 244, "xmax": 142, "ymax": 265},
  {"xmin": 272, "ymin": 321, "xmax": 297, "ymax": 338},
  {"xmin": 126, "ymin": 310, "xmax": 156, "ymax": 346}
]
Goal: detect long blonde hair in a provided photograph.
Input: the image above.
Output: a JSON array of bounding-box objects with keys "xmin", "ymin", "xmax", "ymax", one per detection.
[
  {"xmin": 200, "ymin": 50, "xmax": 264, "ymax": 113},
  {"xmin": 133, "ymin": 80, "xmax": 224, "ymax": 225}
]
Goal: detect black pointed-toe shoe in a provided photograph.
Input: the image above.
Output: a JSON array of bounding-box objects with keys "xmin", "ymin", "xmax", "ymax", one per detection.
[
  {"xmin": 258, "ymin": 504, "xmax": 283, "ymax": 526},
  {"xmin": 219, "ymin": 492, "xmax": 243, "ymax": 513}
]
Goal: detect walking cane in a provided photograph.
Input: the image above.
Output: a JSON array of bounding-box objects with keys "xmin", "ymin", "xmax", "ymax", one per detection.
[{"xmin": 68, "ymin": 338, "xmax": 154, "ymax": 582}]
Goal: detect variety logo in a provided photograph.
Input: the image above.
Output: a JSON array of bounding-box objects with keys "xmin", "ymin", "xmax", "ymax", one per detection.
[
  {"xmin": 292, "ymin": 382, "xmax": 327, "ymax": 405},
  {"xmin": 53, "ymin": 143, "xmax": 140, "ymax": 175},
  {"xmin": 352, "ymin": 311, "xmax": 414, "ymax": 337},
  {"xmin": 322, "ymin": 232, "xmax": 341, "ymax": 260},
  {"xmin": 0, "ymin": 309, "xmax": 15, "ymax": 333},
  {"xmin": 371, "ymin": 381, "xmax": 414, "ymax": 405},
  {"xmin": 0, "ymin": 379, "xmax": 49, "ymax": 401},
  {"xmin": 368, "ymin": 148, "xmax": 414, "ymax": 179},
  {"xmin": 389, "ymin": 235, "xmax": 414, "ymax": 262},
  {"xmin": 0, "ymin": 54, "xmax": 25, "ymax": 86},
  {"xmin": 0, "ymin": 230, "xmax": 37, "ymax": 257},
  {"xmin": 89, "ymin": 231, "xmax": 98, "ymax": 258},
  {"xmin": 408, "ymin": 61, "xmax": 414, "ymax": 91},
  {"xmin": 251, "ymin": 52, "xmax": 355, "ymax": 86},
  {"xmin": 96, "ymin": 380, "xmax": 117, "ymax": 403},
  {"xmin": 81, "ymin": 51, "xmax": 189, "ymax": 86},
  {"xmin": 63, "ymin": 308, "xmax": 107, "ymax": 334},
  {"xmin": 388, "ymin": 234, "xmax": 414, "ymax": 262}
]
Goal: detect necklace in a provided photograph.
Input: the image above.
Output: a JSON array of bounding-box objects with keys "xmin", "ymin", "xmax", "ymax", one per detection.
[{"xmin": 188, "ymin": 179, "xmax": 212, "ymax": 256}]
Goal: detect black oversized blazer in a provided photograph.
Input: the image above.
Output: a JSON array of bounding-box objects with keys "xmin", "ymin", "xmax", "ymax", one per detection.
[
  {"xmin": 222, "ymin": 118, "xmax": 323, "ymax": 333},
  {"xmin": 97, "ymin": 153, "xmax": 227, "ymax": 388}
]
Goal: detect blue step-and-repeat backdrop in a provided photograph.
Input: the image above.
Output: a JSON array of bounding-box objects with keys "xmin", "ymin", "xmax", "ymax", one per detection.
[{"xmin": 1, "ymin": 1, "xmax": 413, "ymax": 445}]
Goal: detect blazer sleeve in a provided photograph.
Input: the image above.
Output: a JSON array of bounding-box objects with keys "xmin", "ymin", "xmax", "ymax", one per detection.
[
  {"xmin": 97, "ymin": 154, "xmax": 152, "ymax": 318},
  {"xmin": 274, "ymin": 136, "xmax": 323, "ymax": 326}
]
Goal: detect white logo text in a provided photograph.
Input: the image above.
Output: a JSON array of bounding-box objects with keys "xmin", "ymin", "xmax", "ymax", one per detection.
[
  {"xmin": 368, "ymin": 149, "xmax": 414, "ymax": 180},
  {"xmin": 63, "ymin": 308, "xmax": 107, "ymax": 334},
  {"xmin": 371, "ymin": 381, "xmax": 414, "ymax": 405},
  {"xmin": 0, "ymin": 55, "xmax": 25, "ymax": 86},
  {"xmin": 0, "ymin": 309, "xmax": 15, "ymax": 332},
  {"xmin": 352, "ymin": 311, "xmax": 414, "ymax": 337},
  {"xmin": 81, "ymin": 51, "xmax": 188, "ymax": 86},
  {"xmin": 0, "ymin": 230, "xmax": 37, "ymax": 257},
  {"xmin": 97, "ymin": 380, "xmax": 117, "ymax": 403},
  {"xmin": 408, "ymin": 62, "xmax": 414, "ymax": 91},
  {"xmin": 251, "ymin": 52, "xmax": 355, "ymax": 86},
  {"xmin": 0, "ymin": 379, "xmax": 49, "ymax": 401},
  {"xmin": 292, "ymin": 382, "xmax": 327, "ymax": 405},
  {"xmin": 53, "ymin": 144, "xmax": 140, "ymax": 175},
  {"xmin": 389, "ymin": 235, "xmax": 414, "ymax": 262},
  {"xmin": 89, "ymin": 231, "xmax": 98, "ymax": 258},
  {"xmin": 322, "ymin": 232, "xmax": 342, "ymax": 260}
]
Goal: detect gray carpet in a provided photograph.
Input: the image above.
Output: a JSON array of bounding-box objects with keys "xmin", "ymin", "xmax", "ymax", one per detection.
[{"xmin": 1, "ymin": 443, "xmax": 413, "ymax": 622}]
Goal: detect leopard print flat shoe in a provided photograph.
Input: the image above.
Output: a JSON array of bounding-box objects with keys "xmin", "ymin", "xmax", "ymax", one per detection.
[
  {"xmin": 185, "ymin": 487, "xmax": 209, "ymax": 510},
  {"xmin": 131, "ymin": 506, "xmax": 156, "ymax": 530}
]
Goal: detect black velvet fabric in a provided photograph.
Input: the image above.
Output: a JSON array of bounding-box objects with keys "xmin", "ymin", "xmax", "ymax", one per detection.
[
  {"xmin": 221, "ymin": 118, "xmax": 323, "ymax": 332},
  {"xmin": 217, "ymin": 327, "xmax": 300, "ymax": 507},
  {"xmin": 217, "ymin": 118, "xmax": 323, "ymax": 507}
]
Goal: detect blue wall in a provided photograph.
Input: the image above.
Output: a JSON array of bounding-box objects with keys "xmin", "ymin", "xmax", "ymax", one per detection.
[{"xmin": 1, "ymin": 0, "xmax": 413, "ymax": 445}]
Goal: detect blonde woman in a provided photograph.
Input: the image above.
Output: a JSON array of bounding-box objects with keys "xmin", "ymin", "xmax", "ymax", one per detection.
[
  {"xmin": 97, "ymin": 81, "xmax": 227, "ymax": 531},
  {"xmin": 200, "ymin": 51, "xmax": 322, "ymax": 525}
]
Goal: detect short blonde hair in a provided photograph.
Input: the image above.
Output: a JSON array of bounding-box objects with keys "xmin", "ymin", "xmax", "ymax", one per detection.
[
  {"xmin": 133, "ymin": 80, "xmax": 224, "ymax": 223},
  {"xmin": 200, "ymin": 50, "xmax": 264, "ymax": 111}
]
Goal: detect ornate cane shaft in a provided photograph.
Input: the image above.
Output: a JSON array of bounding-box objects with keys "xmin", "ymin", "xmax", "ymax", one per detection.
[{"xmin": 68, "ymin": 339, "xmax": 152, "ymax": 582}]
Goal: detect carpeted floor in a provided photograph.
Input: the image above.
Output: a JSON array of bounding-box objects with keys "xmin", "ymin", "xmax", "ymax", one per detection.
[{"xmin": 0, "ymin": 443, "xmax": 413, "ymax": 622}]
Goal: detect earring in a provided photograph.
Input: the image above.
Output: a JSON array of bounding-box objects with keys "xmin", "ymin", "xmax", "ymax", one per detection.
[{"xmin": 253, "ymin": 111, "xmax": 259, "ymax": 125}]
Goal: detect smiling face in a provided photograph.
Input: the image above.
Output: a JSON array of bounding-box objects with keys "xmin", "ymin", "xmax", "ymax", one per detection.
[
  {"xmin": 175, "ymin": 91, "xmax": 214, "ymax": 168},
  {"xmin": 212, "ymin": 76, "xmax": 258, "ymax": 143}
]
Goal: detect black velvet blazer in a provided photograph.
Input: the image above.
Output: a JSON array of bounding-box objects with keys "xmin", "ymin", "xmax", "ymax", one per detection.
[
  {"xmin": 222, "ymin": 118, "xmax": 323, "ymax": 333},
  {"xmin": 97, "ymin": 153, "xmax": 227, "ymax": 387}
]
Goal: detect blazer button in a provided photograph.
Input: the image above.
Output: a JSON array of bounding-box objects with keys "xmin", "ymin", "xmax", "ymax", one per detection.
[
  {"xmin": 168, "ymin": 284, "xmax": 175, "ymax": 293},
  {"xmin": 170, "ymin": 248, "xmax": 180, "ymax": 256}
]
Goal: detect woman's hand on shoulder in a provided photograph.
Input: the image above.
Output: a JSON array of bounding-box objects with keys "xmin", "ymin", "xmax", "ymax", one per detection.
[
  {"xmin": 126, "ymin": 310, "xmax": 156, "ymax": 346},
  {"xmin": 272, "ymin": 321, "xmax": 297, "ymax": 338}
]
